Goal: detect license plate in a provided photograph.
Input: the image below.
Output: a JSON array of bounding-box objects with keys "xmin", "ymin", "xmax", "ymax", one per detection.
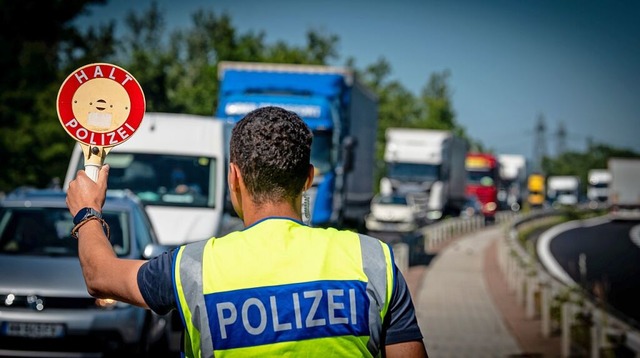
[
  {"xmin": 2, "ymin": 322, "xmax": 66, "ymax": 338},
  {"xmin": 382, "ymin": 223, "xmax": 400, "ymax": 231}
]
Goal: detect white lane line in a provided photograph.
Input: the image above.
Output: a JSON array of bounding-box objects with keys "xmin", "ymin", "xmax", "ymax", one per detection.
[
  {"xmin": 537, "ymin": 221, "xmax": 579, "ymax": 286},
  {"xmin": 630, "ymin": 224, "xmax": 640, "ymax": 248}
]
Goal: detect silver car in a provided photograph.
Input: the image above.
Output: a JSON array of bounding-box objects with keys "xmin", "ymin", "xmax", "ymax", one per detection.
[{"xmin": 0, "ymin": 188, "xmax": 174, "ymax": 357}]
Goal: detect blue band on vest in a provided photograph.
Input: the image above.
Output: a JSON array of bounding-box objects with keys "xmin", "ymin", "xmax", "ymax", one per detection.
[{"xmin": 206, "ymin": 280, "xmax": 369, "ymax": 350}]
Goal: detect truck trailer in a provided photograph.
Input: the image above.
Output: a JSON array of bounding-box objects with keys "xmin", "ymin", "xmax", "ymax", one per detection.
[
  {"xmin": 380, "ymin": 128, "xmax": 468, "ymax": 222},
  {"xmin": 608, "ymin": 157, "xmax": 640, "ymax": 220},
  {"xmin": 215, "ymin": 61, "xmax": 378, "ymax": 229}
]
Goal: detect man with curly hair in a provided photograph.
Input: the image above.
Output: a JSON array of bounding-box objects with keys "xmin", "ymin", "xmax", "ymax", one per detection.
[{"xmin": 66, "ymin": 106, "xmax": 428, "ymax": 357}]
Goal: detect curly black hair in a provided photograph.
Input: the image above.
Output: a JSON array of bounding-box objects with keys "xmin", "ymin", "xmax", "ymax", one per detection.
[{"xmin": 230, "ymin": 106, "xmax": 313, "ymax": 205}]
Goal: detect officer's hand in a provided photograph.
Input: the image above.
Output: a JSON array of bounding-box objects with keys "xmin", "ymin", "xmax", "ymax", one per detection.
[{"xmin": 66, "ymin": 164, "xmax": 109, "ymax": 216}]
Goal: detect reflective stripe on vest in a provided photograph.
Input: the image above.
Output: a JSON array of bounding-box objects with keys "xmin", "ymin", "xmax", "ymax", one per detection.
[
  {"xmin": 174, "ymin": 219, "xmax": 393, "ymax": 357},
  {"xmin": 175, "ymin": 239, "xmax": 213, "ymax": 358},
  {"xmin": 359, "ymin": 233, "xmax": 394, "ymax": 355}
]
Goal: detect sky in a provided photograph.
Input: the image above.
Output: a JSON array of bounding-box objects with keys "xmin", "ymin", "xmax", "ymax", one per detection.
[{"xmin": 76, "ymin": 0, "xmax": 640, "ymax": 164}]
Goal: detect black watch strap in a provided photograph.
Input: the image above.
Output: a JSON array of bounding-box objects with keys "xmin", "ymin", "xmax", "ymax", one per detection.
[
  {"xmin": 73, "ymin": 207, "xmax": 102, "ymax": 226},
  {"xmin": 71, "ymin": 207, "xmax": 109, "ymax": 239}
]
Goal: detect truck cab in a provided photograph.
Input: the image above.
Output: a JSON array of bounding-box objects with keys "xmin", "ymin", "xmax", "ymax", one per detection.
[
  {"xmin": 587, "ymin": 169, "xmax": 611, "ymax": 207},
  {"xmin": 465, "ymin": 153, "xmax": 500, "ymax": 223},
  {"xmin": 381, "ymin": 128, "xmax": 468, "ymax": 222},
  {"xmin": 497, "ymin": 154, "xmax": 526, "ymax": 212},
  {"xmin": 546, "ymin": 175, "xmax": 580, "ymax": 208},
  {"xmin": 527, "ymin": 173, "xmax": 546, "ymax": 209}
]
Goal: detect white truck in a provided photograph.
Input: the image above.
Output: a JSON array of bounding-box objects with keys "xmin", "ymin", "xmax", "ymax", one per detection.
[
  {"xmin": 64, "ymin": 112, "xmax": 240, "ymax": 246},
  {"xmin": 546, "ymin": 175, "xmax": 580, "ymax": 207},
  {"xmin": 497, "ymin": 154, "xmax": 527, "ymax": 211},
  {"xmin": 587, "ymin": 169, "xmax": 611, "ymax": 207},
  {"xmin": 380, "ymin": 128, "xmax": 468, "ymax": 222},
  {"xmin": 608, "ymin": 157, "xmax": 640, "ymax": 220}
]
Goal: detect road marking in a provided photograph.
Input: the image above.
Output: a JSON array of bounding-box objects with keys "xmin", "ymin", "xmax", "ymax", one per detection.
[{"xmin": 630, "ymin": 223, "xmax": 640, "ymax": 248}]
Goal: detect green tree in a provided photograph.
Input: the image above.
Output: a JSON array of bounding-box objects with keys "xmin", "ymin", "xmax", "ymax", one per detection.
[
  {"xmin": 164, "ymin": 9, "xmax": 248, "ymax": 115},
  {"xmin": 0, "ymin": 0, "xmax": 115, "ymax": 193},
  {"xmin": 418, "ymin": 70, "xmax": 456, "ymax": 130},
  {"xmin": 117, "ymin": 1, "xmax": 179, "ymax": 113},
  {"xmin": 417, "ymin": 69, "xmax": 478, "ymax": 149},
  {"xmin": 356, "ymin": 58, "xmax": 419, "ymax": 185},
  {"xmin": 116, "ymin": 4, "xmax": 341, "ymax": 116}
]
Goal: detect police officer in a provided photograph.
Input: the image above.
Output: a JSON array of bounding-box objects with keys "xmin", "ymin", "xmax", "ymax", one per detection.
[{"xmin": 66, "ymin": 106, "xmax": 428, "ymax": 357}]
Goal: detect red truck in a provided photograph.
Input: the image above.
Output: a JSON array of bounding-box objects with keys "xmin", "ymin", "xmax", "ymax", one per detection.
[{"xmin": 465, "ymin": 152, "xmax": 500, "ymax": 223}]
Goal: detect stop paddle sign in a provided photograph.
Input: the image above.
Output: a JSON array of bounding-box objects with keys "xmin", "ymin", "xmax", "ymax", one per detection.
[{"xmin": 57, "ymin": 63, "xmax": 145, "ymax": 181}]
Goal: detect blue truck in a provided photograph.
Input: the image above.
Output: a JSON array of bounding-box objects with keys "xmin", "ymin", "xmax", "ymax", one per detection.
[{"xmin": 215, "ymin": 61, "xmax": 378, "ymax": 229}]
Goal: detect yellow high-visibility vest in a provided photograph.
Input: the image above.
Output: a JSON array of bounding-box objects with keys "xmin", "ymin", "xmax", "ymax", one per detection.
[{"xmin": 174, "ymin": 218, "xmax": 395, "ymax": 357}]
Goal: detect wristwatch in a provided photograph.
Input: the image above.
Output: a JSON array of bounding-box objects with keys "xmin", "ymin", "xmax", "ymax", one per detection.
[
  {"xmin": 73, "ymin": 207, "xmax": 102, "ymax": 225},
  {"xmin": 71, "ymin": 207, "xmax": 110, "ymax": 239}
]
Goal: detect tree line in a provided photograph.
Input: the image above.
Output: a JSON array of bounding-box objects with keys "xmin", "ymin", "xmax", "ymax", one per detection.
[{"xmin": 0, "ymin": 0, "xmax": 636, "ymax": 194}]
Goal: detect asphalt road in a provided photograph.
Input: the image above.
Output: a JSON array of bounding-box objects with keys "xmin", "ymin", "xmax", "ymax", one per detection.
[{"xmin": 545, "ymin": 217, "xmax": 640, "ymax": 329}]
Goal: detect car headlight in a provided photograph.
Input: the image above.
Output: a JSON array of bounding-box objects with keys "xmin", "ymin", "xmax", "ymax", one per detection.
[
  {"xmin": 484, "ymin": 202, "xmax": 497, "ymax": 212},
  {"xmin": 427, "ymin": 211, "xmax": 442, "ymax": 220},
  {"xmin": 95, "ymin": 298, "xmax": 128, "ymax": 309}
]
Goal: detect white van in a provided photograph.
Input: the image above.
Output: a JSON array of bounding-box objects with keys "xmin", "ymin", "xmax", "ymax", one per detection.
[{"xmin": 64, "ymin": 112, "xmax": 239, "ymax": 246}]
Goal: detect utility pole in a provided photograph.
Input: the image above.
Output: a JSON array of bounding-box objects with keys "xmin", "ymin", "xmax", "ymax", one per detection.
[
  {"xmin": 556, "ymin": 121, "xmax": 567, "ymax": 156},
  {"xmin": 533, "ymin": 113, "xmax": 547, "ymax": 173}
]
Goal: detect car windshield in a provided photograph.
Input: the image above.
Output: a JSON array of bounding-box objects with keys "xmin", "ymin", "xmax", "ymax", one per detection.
[
  {"xmin": 467, "ymin": 169, "xmax": 495, "ymax": 185},
  {"xmin": 376, "ymin": 195, "xmax": 408, "ymax": 205},
  {"xmin": 77, "ymin": 152, "xmax": 217, "ymax": 208},
  {"xmin": 0, "ymin": 207, "xmax": 129, "ymax": 257},
  {"xmin": 387, "ymin": 163, "xmax": 440, "ymax": 182}
]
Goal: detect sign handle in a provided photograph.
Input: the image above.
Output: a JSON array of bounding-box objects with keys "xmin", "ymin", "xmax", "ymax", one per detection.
[
  {"xmin": 86, "ymin": 165, "xmax": 100, "ymax": 182},
  {"xmin": 80, "ymin": 144, "xmax": 111, "ymax": 182}
]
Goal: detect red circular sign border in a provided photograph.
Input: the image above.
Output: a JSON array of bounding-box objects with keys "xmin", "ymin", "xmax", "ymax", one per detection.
[{"xmin": 57, "ymin": 63, "xmax": 145, "ymax": 147}]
